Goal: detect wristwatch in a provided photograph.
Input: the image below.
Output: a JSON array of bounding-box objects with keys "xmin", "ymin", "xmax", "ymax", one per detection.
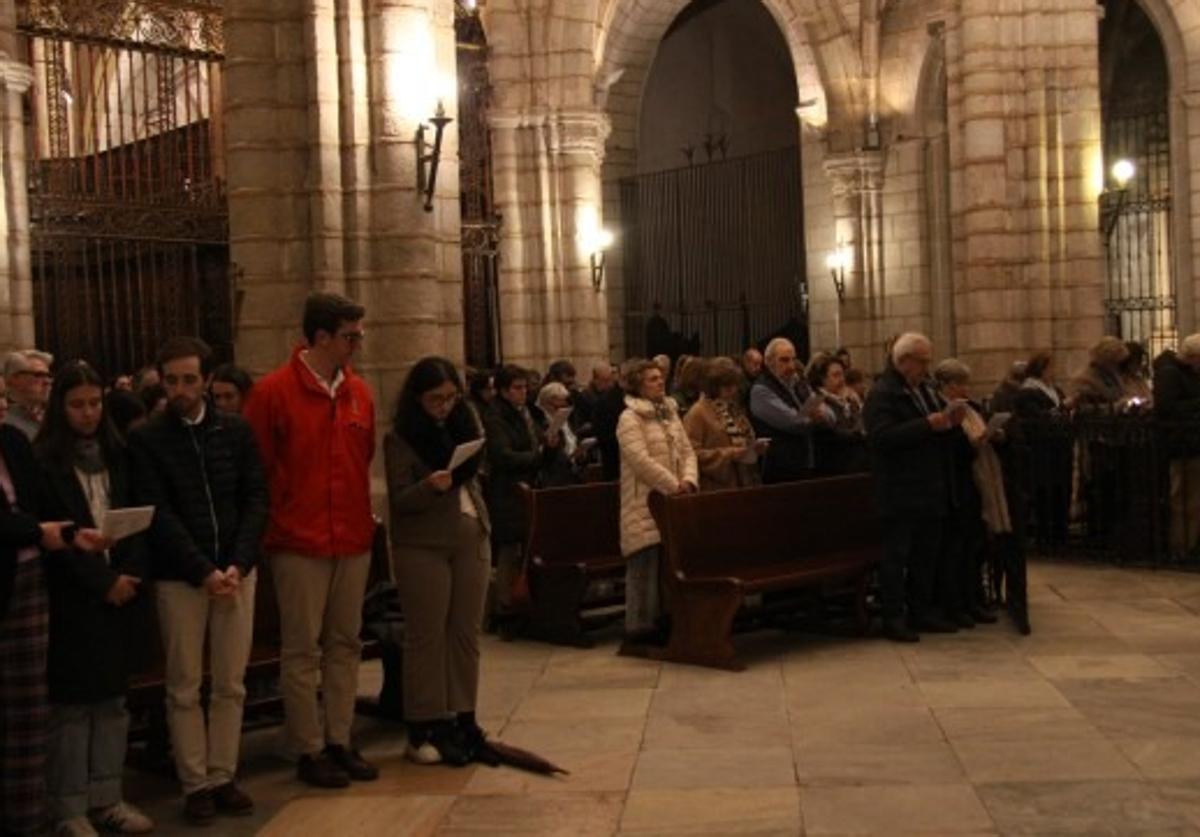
[{"xmin": 61, "ymin": 523, "xmax": 78, "ymax": 546}]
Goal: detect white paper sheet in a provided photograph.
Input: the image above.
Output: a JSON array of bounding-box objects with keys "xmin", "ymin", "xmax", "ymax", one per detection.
[
  {"xmin": 447, "ymin": 438, "xmax": 486, "ymax": 472},
  {"xmin": 101, "ymin": 506, "xmax": 155, "ymax": 541},
  {"xmin": 987, "ymin": 411, "xmax": 1012, "ymax": 433}
]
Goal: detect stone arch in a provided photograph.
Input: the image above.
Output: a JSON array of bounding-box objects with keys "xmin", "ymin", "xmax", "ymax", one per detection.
[
  {"xmin": 593, "ymin": 0, "xmax": 851, "ymax": 355},
  {"xmin": 1114, "ymin": 0, "xmax": 1197, "ymax": 337}
]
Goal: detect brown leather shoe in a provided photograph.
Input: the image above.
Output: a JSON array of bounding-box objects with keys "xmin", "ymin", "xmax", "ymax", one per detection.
[
  {"xmin": 324, "ymin": 745, "xmax": 379, "ymax": 781},
  {"xmin": 183, "ymin": 789, "xmax": 215, "ymax": 825},
  {"xmin": 297, "ymin": 752, "xmax": 350, "ymax": 789},
  {"xmin": 212, "ymin": 782, "xmax": 254, "ymax": 816}
]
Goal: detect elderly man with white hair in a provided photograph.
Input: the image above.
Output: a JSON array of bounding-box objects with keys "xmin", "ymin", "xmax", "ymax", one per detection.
[
  {"xmin": 863, "ymin": 332, "xmax": 963, "ymax": 642},
  {"xmin": 3, "ymin": 349, "xmax": 54, "ymax": 440},
  {"xmin": 1154, "ymin": 334, "xmax": 1200, "ymax": 558},
  {"xmin": 748, "ymin": 337, "xmax": 827, "ymax": 484}
]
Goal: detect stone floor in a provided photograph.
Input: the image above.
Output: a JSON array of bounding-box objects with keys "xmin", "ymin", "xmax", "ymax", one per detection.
[{"xmin": 124, "ymin": 559, "xmax": 1200, "ymax": 835}]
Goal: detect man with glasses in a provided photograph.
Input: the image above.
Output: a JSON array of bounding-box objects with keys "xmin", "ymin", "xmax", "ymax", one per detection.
[
  {"xmin": 3, "ymin": 349, "xmax": 53, "ymax": 439},
  {"xmin": 863, "ymin": 332, "xmax": 963, "ymax": 643},
  {"xmin": 243, "ymin": 292, "xmax": 379, "ymax": 789}
]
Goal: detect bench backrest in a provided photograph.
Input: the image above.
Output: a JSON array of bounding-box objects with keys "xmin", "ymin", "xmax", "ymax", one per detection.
[
  {"xmin": 520, "ymin": 481, "xmax": 622, "ymax": 567},
  {"xmin": 649, "ymin": 474, "xmax": 882, "ymax": 580}
]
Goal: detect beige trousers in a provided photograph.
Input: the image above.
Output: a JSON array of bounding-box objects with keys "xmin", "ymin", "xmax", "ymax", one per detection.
[
  {"xmin": 156, "ymin": 571, "xmax": 257, "ymax": 795},
  {"xmin": 395, "ymin": 515, "xmax": 490, "ymax": 722},
  {"xmin": 270, "ymin": 551, "xmax": 370, "ymax": 756}
]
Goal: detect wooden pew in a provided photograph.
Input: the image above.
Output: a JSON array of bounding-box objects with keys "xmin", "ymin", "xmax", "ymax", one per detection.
[
  {"xmin": 649, "ymin": 474, "xmax": 882, "ymax": 670},
  {"xmin": 127, "ymin": 521, "xmax": 392, "ymax": 764},
  {"xmin": 518, "ymin": 481, "xmax": 624, "ymax": 646}
]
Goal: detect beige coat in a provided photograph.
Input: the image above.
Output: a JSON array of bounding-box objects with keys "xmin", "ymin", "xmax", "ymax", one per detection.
[
  {"xmin": 617, "ymin": 395, "xmax": 699, "ymax": 556},
  {"xmin": 682, "ymin": 394, "xmax": 760, "ymax": 491},
  {"xmin": 961, "ymin": 408, "xmax": 1012, "ymax": 534}
]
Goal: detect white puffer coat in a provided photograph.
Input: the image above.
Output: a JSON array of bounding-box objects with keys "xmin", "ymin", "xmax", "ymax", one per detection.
[{"xmin": 617, "ymin": 395, "xmax": 699, "ymax": 556}]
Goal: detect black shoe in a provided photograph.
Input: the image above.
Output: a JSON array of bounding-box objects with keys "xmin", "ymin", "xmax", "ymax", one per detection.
[
  {"xmin": 912, "ymin": 615, "xmax": 958, "ymax": 634},
  {"xmin": 297, "ymin": 752, "xmax": 350, "ymax": 789},
  {"xmin": 1010, "ymin": 608, "xmax": 1032, "ymax": 636},
  {"xmin": 950, "ymin": 612, "xmax": 976, "ymax": 629},
  {"xmin": 456, "ymin": 713, "xmax": 500, "ymax": 766},
  {"xmin": 324, "ymin": 745, "xmax": 378, "ymax": 782},
  {"xmin": 183, "ymin": 789, "xmax": 215, "ymax": 825},
  {"xmin": 882, "ymin": 618, "xmax": 920, "ymax": 643},
  {"xmin": 970, "ymin": 607, "xmax": 999, "ymax": 624},
  {"xmin": 430, "ymin": 721, "xmax": 473, "ymax": 767},
  {"xmin": 211, "ymin": 782, "xmax": 254, "ymax": 817}
]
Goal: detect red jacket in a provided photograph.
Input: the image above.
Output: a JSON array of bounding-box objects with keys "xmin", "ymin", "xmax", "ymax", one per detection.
[{"xmin": 244, "ymin": 346, "xmax": 376, "ymax": 558}]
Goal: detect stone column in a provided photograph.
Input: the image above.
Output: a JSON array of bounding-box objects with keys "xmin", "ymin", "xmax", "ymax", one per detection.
[
  {"xmin": 490, "ymin": 106, "xmax": 611, "ymax": 371},
  {"xmin": 821, "ymin": 150, "xmax": 885, "ymax": 362},
  {"xmin": 0, "ymin": 54, "xmax": 33, "ymax": 350},
  {"xmin": 946, "ymin": 0, "xmax": 1104, "ymax": 386}
]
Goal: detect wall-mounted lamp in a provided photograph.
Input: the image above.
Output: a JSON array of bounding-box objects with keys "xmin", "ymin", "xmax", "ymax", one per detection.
[
  {"xmin": 580, "ymin": 226, "xmax": 615, "ymax": 292},
  {"xmin": 416, "ymin": 100, "xmax": 454, "ymax": 212},
  {"xmin": 826, "ymin": 246, "xmax": 852, "ymax": 303},
  {"xmin": 1102, "ymin": 158, "xmax": 1135, "ymax": 242}
]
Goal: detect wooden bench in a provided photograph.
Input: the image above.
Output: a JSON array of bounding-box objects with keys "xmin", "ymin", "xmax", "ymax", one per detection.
[
  {"xmin": 518, "ymin": 481, "xmax": 624, "ymax": 646},
  {"xmin": 127, "ymin": 521, "xmax": 393, "ymax": 764},
  {"xmin": 649, "ymin": 474, "xmax": 883, "ymax": 670}
]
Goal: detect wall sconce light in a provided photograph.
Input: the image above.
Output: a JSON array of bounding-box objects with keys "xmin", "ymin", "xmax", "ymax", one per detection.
[
  {"xmin": 416, "ymin": 100, "xmax": 454, "ymax": 212},
  {"xmin": 580, "ymin": 226, "xmax": 614, "ymax": 292},
  {"xmin": 826, "ymin": 246, "xmax": 852, "ymax": 303},
  {"xmin": 1102, "ymin": 158, "xmax": 1135, "ymax": 242}
]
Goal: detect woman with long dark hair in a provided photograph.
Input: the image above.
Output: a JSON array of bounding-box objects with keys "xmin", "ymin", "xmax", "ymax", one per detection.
[
  {"xmin": 34, "ymin": 360, "xmax": 154, "ymax": 835},
  {"xmin": 384, "ymin": 357, "xmax": 491, "ymax": 767}
]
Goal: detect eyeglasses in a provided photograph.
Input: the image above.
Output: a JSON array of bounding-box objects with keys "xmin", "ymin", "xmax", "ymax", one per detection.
[
  {"xmin": 424, "ymin": 392, "xmax": 461, "ymax": 408},
  {"xmin": 337, "ymin": 330, "xmax": 366, "ymax": 344}
]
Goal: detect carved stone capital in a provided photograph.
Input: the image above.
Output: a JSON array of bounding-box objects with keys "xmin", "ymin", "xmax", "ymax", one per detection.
[
  {"xmin": 0, "ymin": 56, "xmax": 34, "ymax": 95},
  {"xmin": 823, "ymin": 151, "xmax": 885, "ymax": 197},
  {"xmin": 489, "ymin": 107, "xmax": 611, "ymax": 159}
]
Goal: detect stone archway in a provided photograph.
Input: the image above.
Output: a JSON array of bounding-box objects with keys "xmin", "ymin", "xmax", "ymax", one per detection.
[{"xmin": 594, "ymin": 0, "xmax": 850, "ymax": 357}]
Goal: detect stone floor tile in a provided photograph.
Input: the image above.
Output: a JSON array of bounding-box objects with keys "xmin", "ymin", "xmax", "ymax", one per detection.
[
  {"xmin": 620, "ymin": 788, "xmax": 801, "ymax": 834},
  {"xmin": 495, "ymin": 716, "xmax": 647, "ymax": 753},
  {"xmin": 793, "ymin": 705, "xmax": 946, "ymax": 749},
  {"xmin": 464, "ymin": 748, "xmax": 637, "ymax": 795},
  {"xmin": 1028, "ymin": 653, "xmax": 1176, "ymax": 680},
  {"xmin": 1115, "ymin": 739, "xmax": 1200, "ymax": 780},
  {"xmin": 951, "ymin": 737, "xmax": 1139, "ymax": 783},
  {"xmin": 976, "ymin": 780, "xmax": 1189, "ymax": 834},
  {"xmin": 651, "ymin": 679, "xmax": 788, "ymax": 718},
  {"xmin": 918, "ymin": 678, "xmax": 1070, "ymax": 709},
  {"xmin": 631, "ymin": 746, "xmax": 796, "ymax": 789},
  {"xmin": 800, "ymin": 783, "xmax": 993, "ymax": 834},
  {"xmin": 932, "ymin": 706, "xmax": 1099, "ymax": 742},
  {"xmin": 1055, "ymin": 677, "xmax": 1200, "ymax": 738},
  {"xmin": 260, "ymin": 794, "xmax": 453, "ymax": 837},
  {"xmin": 795, "ymin": 741, "xmax": 965, "ymax": 786},
  {"xmin": 513, "ymin": 687, "xmax": 653, "ymax": 721},
  {"xmin": 436, "ymin": 793, "xmax": 625, "ymax": 836},
  {"xmin": 642, "ymin": 710, "xmax": 793, "ymax": 751}
]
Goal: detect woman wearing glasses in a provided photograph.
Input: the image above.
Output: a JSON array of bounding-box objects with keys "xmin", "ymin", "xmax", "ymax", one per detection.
[{"xmin": 384, "ymin": 357, "xmax": 491, "ymax": 767}]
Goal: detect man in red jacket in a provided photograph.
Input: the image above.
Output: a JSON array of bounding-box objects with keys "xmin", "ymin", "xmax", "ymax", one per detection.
[{"xmin": 243, "ymin": 292, "xmax": 379, "ymax": 789}]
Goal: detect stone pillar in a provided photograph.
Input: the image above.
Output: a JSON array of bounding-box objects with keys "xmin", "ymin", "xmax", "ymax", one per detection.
[
  {"xmin": 490, "ymin": 107, "xmax": 611, "ymax": 370},
  {"xmin": 822, "ymin": 151, "xmax": 886, "ymax": 362},
  {"xmin": 946, "ymin": 0, "xmax": 1105, "ymax": 386},
  {"xmin": 0, "ymin": 54, "xmax": 33, "ymax": 351},
  {"xmin": 227, "ymin": 0, "xmax": 463, "ymax": 408}
]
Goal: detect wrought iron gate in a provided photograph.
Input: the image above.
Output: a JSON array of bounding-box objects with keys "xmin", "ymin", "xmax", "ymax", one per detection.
[
  {"xmin": 1101, "ymin": 102, "xmax": 1175, "ymax": 361},
  {"xmin": 19, "ymin": 0, "xmax": 230, "ymax": 377},
  {"xmin": 619, "ymin": 146, "xmax": 807, "ymax": 359},
  {"xmin": 456, "ymin": 1, "xmax": 501, "ymax": 369}
]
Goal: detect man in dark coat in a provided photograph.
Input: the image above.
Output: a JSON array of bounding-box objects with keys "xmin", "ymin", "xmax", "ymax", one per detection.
[
  {"xmin": 863, "ymin": 332, "xmax": 962, "ymax": 642},
  {"xmin": 749, "ymin": 338, "xmax": 827, "ymax": 483},
  {"xmin": 1155, "ymin": 336, "xmax": 1200, "ymax": 557},
  {"xmin": 129, "ymin": 337, "xmax": 269, "ymax": 822}
]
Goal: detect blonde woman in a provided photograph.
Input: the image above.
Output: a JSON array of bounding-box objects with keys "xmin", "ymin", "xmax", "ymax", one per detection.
[{"xmin": 616, "ymin": 359, "xmax": 698, "ymax": 656}]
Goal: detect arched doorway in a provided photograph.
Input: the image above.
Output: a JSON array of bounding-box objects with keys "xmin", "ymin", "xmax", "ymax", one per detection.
[
  {"xmin": 1099, "ymin": 0, "xmax": 1176, "ymax": 358},
  {"xmin": 617, "ymin": 0, "xmax": 807, "ymax": 360}
]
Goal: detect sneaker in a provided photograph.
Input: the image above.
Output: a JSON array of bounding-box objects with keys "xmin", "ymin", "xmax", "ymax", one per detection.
[
  {"xmin": 211, "ymin": 782, "xmax": 254, "ymax": 816},
  {"xmin": 405, "ymin": 738, "xmax": 443, "ymax": 765},
  {"xmin": 324, "ymin": 744, "xmax": 379, "ymax": 782},
  {"xmin": 406, "ymin": 721, "xmax": 471, "ymax": 767},
  {"xmin": 183, "ymin": 789, "xmax": 215, "ymax": 825},
  {"xmin": 91, "ymin": 801, "xmax": 154, "ymax": 834},
  {"xmin": 56, "ymin": 817, "xmax": 98, "ymax": 837},
  {"xmin": 297, "ymin": 752, "xmax": 350, "ymax": 789}
]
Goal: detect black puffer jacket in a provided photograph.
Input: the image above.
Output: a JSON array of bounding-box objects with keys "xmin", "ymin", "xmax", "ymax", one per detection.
[{"xmin": 129, "ymin": 403, "xmax": 269, "ymax": 586}]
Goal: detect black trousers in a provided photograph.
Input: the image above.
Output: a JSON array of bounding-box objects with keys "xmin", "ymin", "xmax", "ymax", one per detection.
[
  {"xmin": 881, "ymin": 514, "xmax": 943, "ymax": 621},
  {"xmin": 941, "ymin": 511, "xmax": 986, "ymax": 616}
]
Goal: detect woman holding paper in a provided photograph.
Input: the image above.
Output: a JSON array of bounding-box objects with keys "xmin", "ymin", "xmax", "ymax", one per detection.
[
  {"xmin": 682, "ymin": 358, "xmax": 764, "ymax": 491},
  {"xmin": 384, "ymin": 357, "xmax": 492, "ymax": 767},
  {"xmin": 33, "ymin": 360, "xmax": 155, "ymax": 835}
]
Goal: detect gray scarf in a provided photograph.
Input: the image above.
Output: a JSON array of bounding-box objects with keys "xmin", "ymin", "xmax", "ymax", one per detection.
[{"xmin": 74, "ymin": 438, "xmax": 107, "ymax": 475}]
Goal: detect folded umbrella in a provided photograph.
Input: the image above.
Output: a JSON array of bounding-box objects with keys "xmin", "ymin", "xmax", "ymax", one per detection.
[{"xmin": 477, "ymin": 739, "xmax": 570, "ymax": 776}]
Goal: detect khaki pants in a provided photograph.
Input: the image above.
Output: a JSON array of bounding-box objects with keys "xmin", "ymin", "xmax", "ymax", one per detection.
[
  {"xmin": 156, "ymin": 572, "xmax": 256, "ymax": 795},
  {"xmin": 1170, "ymin": 458, "xmax": 1200, "ymax": 555},
  {"xmin": 271, "ymin": 551, "xmax": 370, "ymax": 756},
  {"xmin": 395, "ymin": 515, "xmax": 490, "ymax": 723}
]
